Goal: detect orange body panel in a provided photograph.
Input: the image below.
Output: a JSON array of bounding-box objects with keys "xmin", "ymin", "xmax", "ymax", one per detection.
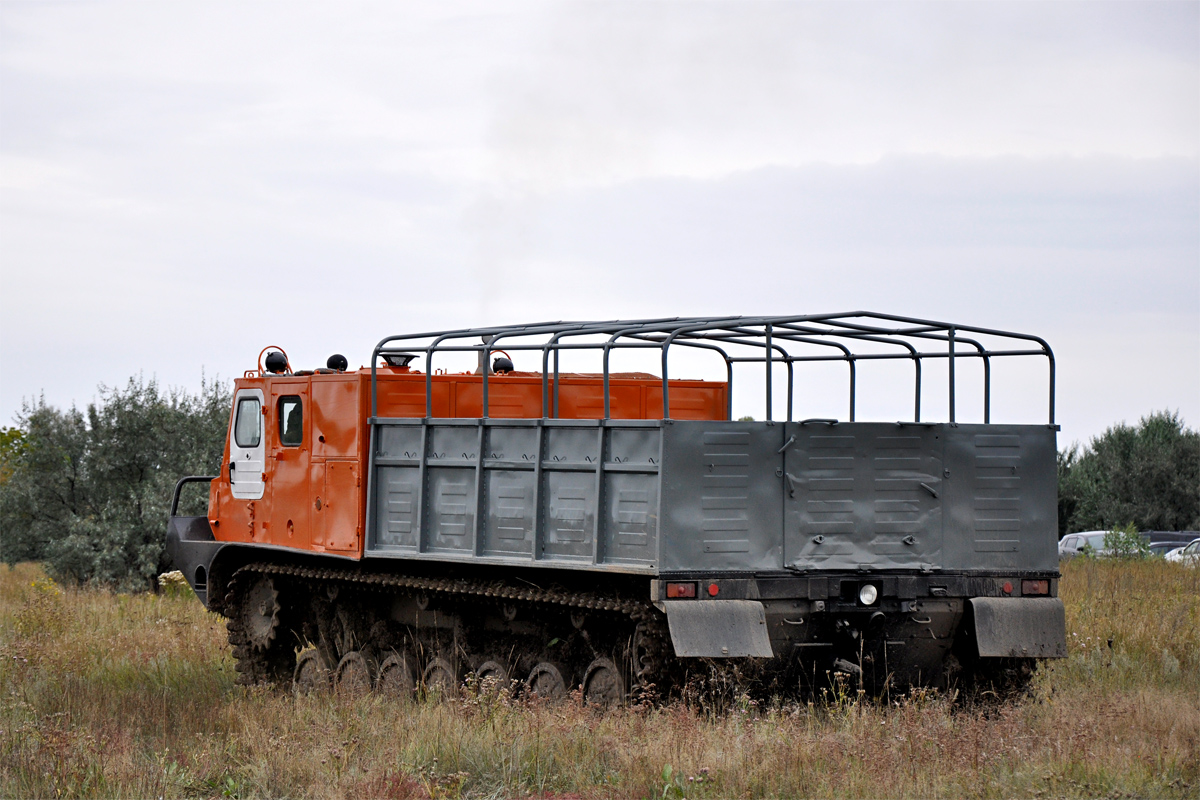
[{"xmin": 209, "ymin": 368, "xmax": 726, "ymax": 558}]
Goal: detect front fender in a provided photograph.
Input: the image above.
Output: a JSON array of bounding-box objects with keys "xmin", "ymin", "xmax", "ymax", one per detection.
[{"xmin": 165, "ymin": 514, "xmax": 224, "ymax": 608}]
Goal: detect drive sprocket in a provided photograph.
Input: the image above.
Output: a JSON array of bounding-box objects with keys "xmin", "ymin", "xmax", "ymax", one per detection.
[{"xmin": 241, "ymin": 574, "xmax": 282, "ymax": 651}]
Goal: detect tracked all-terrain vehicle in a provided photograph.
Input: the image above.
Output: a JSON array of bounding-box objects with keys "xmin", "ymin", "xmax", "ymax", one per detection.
[{"xmin": 167, "ymin": 314, "xmax": 1067, "ymax": 703}]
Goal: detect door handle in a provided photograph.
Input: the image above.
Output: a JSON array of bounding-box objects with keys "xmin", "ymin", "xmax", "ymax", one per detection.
[
  {"xmin": 784, "ymin": 472, "xmax": 801, "ymax": 497},
  {"xmin": 229, "ymin": 462, "xmax": 235, "ymax": 484}
]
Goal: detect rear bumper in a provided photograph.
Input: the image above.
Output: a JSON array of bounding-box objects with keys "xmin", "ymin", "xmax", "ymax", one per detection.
[{"xmin": 651, "ymin": 572, "xmax": 1066, "ymax": 679}]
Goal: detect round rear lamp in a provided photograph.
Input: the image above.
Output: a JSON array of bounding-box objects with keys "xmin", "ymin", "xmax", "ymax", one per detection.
[{"xmin": 858, "ymin": 584, "xmax": 878, "ymax": 606}]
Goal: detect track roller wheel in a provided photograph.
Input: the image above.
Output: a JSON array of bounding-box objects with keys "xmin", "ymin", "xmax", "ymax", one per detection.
[
  {"xmin": 473, "ymin": 659, "xmax": 511, "ymax": 694},
  {"xmin": 294, "ymin": 649, "xmax": 330, "ymax": 693},
  {"xmin": 377, "ymin": 651, "xmax": 419, "ymax": 699},
  {"xmin": 422, "ymin": 657, "xmax": 459, "ymax": 699},
  {"xmin": 334, "ymin": 651, "xmax": 373, "ymax": 697},
  {"xmin": 582, "ymin": 657, "xmax": 625, "ymax": 707},
  {"xmin": 526, "ymin": 662, "xmax": 569, "ymax": 702},
  {"xmin": 475, "ymin": 659, "xmax": 510, "ymax": 683}
]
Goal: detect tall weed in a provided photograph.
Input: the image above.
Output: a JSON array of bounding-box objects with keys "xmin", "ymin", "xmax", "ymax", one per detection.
[{"xmin": 0, "ymin": 561, "xmax": 1196, "ymax": 798}]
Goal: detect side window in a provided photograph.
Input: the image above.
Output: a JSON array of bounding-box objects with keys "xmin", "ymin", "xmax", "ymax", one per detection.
[
  {"xmin": 234, "ymin": 398, "xmax": 261, "ymax": 447},
  {"xmin": 279, "ymin": 396, "xmax": 303, "ymax": 446}
]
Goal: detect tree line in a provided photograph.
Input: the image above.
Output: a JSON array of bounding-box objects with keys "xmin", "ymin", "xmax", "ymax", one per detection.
[
  {"xmin": 1, "ymin": 377, "xmax": 1197, "ymax": 591},
  {"xmin": 1057, "ymin": 410, "xmax": 1199, "ymax": 536},
  {"xmin": 0, "ymin": 378, "xmax": 229, "ymax": 591}
]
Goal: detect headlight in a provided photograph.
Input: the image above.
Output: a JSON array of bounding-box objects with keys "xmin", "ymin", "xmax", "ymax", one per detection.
[{"xmin": 858, "ymin": 584, "xmax": 878, "ymax": 605}]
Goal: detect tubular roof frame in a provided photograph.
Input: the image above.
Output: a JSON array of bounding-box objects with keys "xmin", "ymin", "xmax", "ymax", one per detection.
[{"xmin": 370, "ymin": 312, "xmax": 1055, "ymax": 425}]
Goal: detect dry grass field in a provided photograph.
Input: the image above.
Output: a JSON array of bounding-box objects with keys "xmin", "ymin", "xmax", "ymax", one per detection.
[{"xmin": 1, "ymin": 558, "xmax": 1197, "ymax": 799}]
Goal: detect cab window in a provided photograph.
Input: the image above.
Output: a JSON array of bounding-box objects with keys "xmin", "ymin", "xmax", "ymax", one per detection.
[
  {"xmin": 234, "ymin": 398, "xmax": 261, "ymax": 447},
  {"xmin": 279, "ymin": 396, "xmax": 303, "ymax": 446}
]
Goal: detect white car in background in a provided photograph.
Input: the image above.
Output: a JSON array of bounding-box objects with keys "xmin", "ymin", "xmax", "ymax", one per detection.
[
  {"xmin": 1165, "ymin": 538, "xmax": 1200, "ymax": 565},
  {"xmin": 1058, "ymin": 531, "xmax": 1111, "ymax": 559}
]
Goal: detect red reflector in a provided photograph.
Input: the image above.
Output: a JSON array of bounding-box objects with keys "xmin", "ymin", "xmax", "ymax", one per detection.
[
  {"xmin": 708, "ymin": 583, "xmax": 720, "ymax": 597},
  {"xmin": 1002, "ymin": 581, "xmax": 1013, "ymax": 595},
  {"xmin": 1021, "ymin": 579, "xmax": 1049, "ymax": 596},
  {"xmin": 666, "ymin": 582, "xmax": 696, "ymax": 599}
]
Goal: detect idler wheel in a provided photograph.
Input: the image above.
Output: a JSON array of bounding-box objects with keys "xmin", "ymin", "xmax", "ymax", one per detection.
[
  {"xmin": 335, "ymin": 651, "xmax": 373, "ymax": 697},
  {"xmin": 525, "ymin": 662, "xmax": 568, "ymax": 702},
  {"xmin": 293, "ymin": 649, "xmax": 330, "ymax": 693},
  {"xmin": 377, "ymin": 651, "xmax": 419, "ymax": 699},
  {"xmin": 242, "ymin": 575, "xmax": 281, "ymax": 651},
  {"xmin": 422, "ymin": 657, "xmax": 459, "ymax": 699},
  {"xmin": 582, "ymin": 657, "xmax": 625, "ymax": 707}
]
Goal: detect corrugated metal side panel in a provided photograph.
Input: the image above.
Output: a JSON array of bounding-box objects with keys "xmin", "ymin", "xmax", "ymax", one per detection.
[
  {"xmin": 783, "ymin": 423, "xmax": 943, "ymax": 571},
  {"xmin": 373, "ymin": 424, "xmax": 423, "ymax": 550},
  {"xmin": 941, "ymin": 425, "xmax": 1058, "ymax": 571},
  {"xmin": 364, "ymin": 420, "xmax": 1057, "ymax": 576},
  {"xmin": 658, "ymin": 422, "xmax": 783, "ymax": 572},
  {"xmin": 365, "ymin": 420, "xmax": 662, "ymax": 573}
]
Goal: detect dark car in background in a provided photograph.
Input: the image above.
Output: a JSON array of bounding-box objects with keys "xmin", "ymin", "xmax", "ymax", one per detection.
[{"xmin": 1144, "ymin": 531, "xmax": 1200, "ymax": 550}]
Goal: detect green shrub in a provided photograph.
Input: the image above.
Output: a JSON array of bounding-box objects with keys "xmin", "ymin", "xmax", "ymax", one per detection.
[
  {"xmin": 1103, "ymin": 523, "xmax": 1150, "ymax": 559},
  {"xmin": 0, "ymin": 376, "xmax": 230, "ymax": 591}
]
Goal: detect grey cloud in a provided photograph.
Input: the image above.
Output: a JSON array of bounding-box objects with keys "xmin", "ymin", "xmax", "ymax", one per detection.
[{"xmin": 1, "ymin": 2, "xmax": 1196, "ymax": 446}]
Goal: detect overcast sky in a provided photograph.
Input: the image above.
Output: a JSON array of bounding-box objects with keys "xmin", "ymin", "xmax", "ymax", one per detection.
[{"xmin": 1, "ymin": 1, "xmax": 1197, "ymax": 446}]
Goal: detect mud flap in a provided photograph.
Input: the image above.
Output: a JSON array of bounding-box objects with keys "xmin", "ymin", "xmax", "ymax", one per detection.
[
  {"xmin": 661, "ymin": 600, "xmax": 774, "ymax": 658},
  {"xmin": 969, "ymin": 597, "xmax": 1067, "ymax": 658}
]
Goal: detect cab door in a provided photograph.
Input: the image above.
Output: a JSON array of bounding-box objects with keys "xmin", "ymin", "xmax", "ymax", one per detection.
[
  {"xmin": 229, "ymin": 389, "xmax": 266, "ymax": 500},
  {"xmin": 266, "ymin": 383, "xmax": 312, "ymax": 549}
]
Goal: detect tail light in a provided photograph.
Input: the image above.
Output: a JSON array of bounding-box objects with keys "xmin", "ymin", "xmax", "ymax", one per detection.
[
  {"xmin": 1021, "ymin": 579, "xmax": 1049, "ymax": 596},
  {"xmin": 666, "ymin": 582, "xmax": 696, "ymax": 599}
]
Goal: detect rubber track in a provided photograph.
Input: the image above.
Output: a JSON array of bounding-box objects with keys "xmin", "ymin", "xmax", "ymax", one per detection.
[{"xmin": 226, "ymin": 562, "xmax": 670, "ymax": 692}]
